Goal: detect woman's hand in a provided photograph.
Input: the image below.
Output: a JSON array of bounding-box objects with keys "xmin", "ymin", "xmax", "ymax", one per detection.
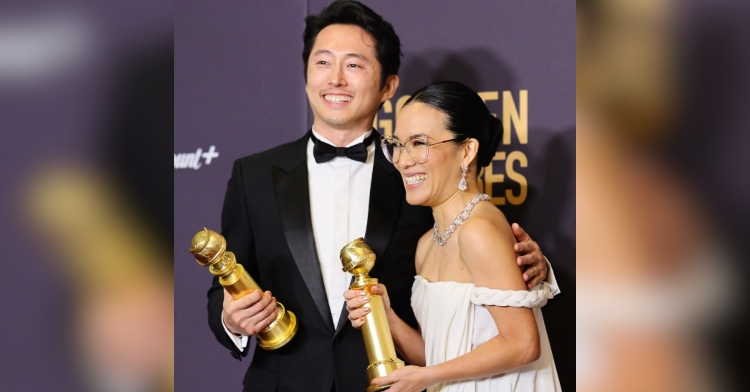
[
  {"xmin": 371, "ymin": 366, "xmax": 432, "ymax": 392},
  {"xmin": 344, "ymin": 283, "xmax": 391, "ymax": 329}
]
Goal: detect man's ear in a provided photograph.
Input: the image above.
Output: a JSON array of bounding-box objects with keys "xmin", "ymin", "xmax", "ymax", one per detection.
[{"xmin": 381, "ymin": 74, "xmax": 399, "ymax": 102}]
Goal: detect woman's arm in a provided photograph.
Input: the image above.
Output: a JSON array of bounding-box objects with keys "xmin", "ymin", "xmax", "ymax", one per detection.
[
  {"xmin": 433, "ymin": 216, "xmax": 540, "ymax": 379},
  {"xmin": 345, "ymin": 284, "xmax": 426, "ymax": 366},
  {"xmin": 372, "ymin": 213, "xmax": 541, "ymax": 391}
]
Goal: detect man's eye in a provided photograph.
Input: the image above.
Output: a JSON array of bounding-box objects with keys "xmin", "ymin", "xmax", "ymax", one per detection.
[
  {"xmin": 347, "ymin": 63, "xmax": 361, "ymax": 68},
  {"xmin": 411, "ymin": 140, "xmax": 427, "ymax": 146},
  {"xmin": 317, "ymin": 61, "xmax": 328, "ymax": 65}
]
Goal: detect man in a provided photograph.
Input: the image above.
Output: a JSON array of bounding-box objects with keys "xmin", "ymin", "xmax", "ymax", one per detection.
[{"xmin": 207, "ymin": 1, "xmax": 554, "ymax": 391}]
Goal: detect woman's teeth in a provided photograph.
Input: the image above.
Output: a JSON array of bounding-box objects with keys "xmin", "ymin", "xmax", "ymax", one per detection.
[{"xmin": 405, "ymin": 174, "xmax": 427, "ymax": 185}]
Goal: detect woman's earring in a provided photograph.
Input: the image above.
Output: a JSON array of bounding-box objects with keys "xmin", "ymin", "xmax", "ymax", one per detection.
[{"xmin": 458, "ymin": 165, "xmax": 468, "ymax": 191}]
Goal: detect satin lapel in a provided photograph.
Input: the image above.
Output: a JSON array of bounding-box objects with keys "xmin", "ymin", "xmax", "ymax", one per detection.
[
  {"xmin": 273, "ymin": 134, "xmax": 334, "ymax": 330},
  {"xmin": 363, "ymin": 144, "xmax": 403, "ymax": 259},
  {"xmin": 333, "ymin": 145, "xmax": 403, "ymax": 338},
  {"xmin": 332, "ymin": 288, "xmax": 351, "ymax": 338}
]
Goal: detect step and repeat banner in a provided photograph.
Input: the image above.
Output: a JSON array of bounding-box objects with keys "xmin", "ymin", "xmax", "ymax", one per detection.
[{"xmin": 175, "ymin": 1, "xmax": 574, "ymax": 390}]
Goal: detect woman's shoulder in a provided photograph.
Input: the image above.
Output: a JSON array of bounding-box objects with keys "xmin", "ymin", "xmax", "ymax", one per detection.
[
  {"xmin": 458, "ymin": 203, "xmax": 524, "ymax": 289},
  {"xmin": 457, "ymin": 202, "xmax": 513, "ymax": 248}
]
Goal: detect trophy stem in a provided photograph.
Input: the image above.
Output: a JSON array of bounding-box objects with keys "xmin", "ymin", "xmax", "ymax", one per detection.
[
  {"xmin": 351, "ymin": 277, "xmax": 405, "ymax": 390},
  {"xmin": 220, "ymin": 262, "xmax": 261, "ymax": 299},
  {"xmin": 340, "ymin": 237, "xmax": 405, "ymax": 389}
]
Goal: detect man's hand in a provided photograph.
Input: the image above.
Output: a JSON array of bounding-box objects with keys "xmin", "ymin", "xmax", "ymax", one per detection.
[
  {"xmin": 222, "ymin": 289, "xmax": 278, "ymax": 336},
  {"xmin": 512, "ymin": 223, "xmax": 548, "ymax": 289}
]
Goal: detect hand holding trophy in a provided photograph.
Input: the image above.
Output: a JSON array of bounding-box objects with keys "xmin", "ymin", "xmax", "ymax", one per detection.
[
  {"xmin": 341, "ymin": 238, "xmax": 405, "ymax": 392},
  {"xmin": 190, "ymin": 228, "xmax": 298, "ymax": 350}
]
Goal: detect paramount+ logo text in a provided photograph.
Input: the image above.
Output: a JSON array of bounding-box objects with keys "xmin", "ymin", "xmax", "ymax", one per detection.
[{"xmin": 174, "ymin": 145, "xmax": 219, "ymax": 170}]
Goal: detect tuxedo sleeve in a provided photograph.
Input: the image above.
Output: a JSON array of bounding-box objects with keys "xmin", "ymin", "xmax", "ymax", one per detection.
[
  {"xmin": 544, "ymin": 256, "xmax": 561, "ymax": 296},
  {"xmin": 207, "ymin": 158, "xmax": 256, "ymax": 360}
]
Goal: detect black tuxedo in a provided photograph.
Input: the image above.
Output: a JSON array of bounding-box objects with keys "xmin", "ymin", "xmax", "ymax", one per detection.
[{"xmin": 207, "ymin": 131, "xmax": 433, "ymax": 391}]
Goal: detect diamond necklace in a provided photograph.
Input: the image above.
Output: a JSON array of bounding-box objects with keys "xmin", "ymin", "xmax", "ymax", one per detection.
[{"xmin": 433, "ymin": 193, "xmax": 491, "ymax": 246}]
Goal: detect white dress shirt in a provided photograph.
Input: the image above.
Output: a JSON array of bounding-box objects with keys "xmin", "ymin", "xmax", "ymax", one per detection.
[
  {"xmin": 308, "ymin": 128, "xmax": 374, "ymax": 327},
  {"xmin": 224, "ymin": 129, "xmax": 375, "ymax": 349}
]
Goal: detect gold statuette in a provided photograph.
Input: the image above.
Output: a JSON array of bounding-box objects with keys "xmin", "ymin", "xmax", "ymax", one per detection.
[
  {"xmin": 341, "ymin": 238, "xmax": 404, "ymax": 392},
  {"xmin": 190, "ymin": 228, "xmax": 298, "ymax": 350}
]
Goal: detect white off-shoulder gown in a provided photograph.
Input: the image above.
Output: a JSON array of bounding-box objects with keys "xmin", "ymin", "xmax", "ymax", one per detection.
[{"xmin": 411, "ymin": 275, "xmax": 561, "ymax": 391}]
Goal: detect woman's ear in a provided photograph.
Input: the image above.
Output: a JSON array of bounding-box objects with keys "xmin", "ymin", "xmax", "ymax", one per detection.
[{"xmin": 462, "ymin": 138, "xmax": 479, "ymax": 167}]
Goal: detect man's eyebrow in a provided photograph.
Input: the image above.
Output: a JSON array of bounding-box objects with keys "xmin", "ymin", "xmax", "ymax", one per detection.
[
  {"xmin": 344, "ymin": 53, "xmax": 369, "ymax": 62},
  {"xmin": 311, "ymin": 49, "xmax": 333, "ymax": 57},
  {"xmin": 310, "ymin": 50, "xmax": 370, "ymax": 63}
]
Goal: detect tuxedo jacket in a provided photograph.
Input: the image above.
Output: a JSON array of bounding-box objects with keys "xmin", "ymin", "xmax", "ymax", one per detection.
[{"xmin": 207, "ymin": 131, "xmax": 433, "ymax": 392}]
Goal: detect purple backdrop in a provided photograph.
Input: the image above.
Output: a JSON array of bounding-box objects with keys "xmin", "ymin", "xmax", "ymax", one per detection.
[{"xmin": 175, "ymin": 1, "xmax": 575, "ymax": 390}]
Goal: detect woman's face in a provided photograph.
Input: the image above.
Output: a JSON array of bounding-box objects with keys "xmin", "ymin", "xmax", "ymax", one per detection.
[{"xmin": 392, "ymin": 102, "xmax": 464, "ymax": 207}]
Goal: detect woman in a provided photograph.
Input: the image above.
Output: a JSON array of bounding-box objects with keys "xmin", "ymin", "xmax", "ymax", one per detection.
[{"xmin": 345, "ymin": 81, "xmax": 560, "ymax": 391}]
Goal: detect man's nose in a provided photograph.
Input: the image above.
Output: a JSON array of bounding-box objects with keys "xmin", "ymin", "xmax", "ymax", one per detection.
[{"xmin": 328, "ymin": 65, "xmax": 346, "ymax": 87}]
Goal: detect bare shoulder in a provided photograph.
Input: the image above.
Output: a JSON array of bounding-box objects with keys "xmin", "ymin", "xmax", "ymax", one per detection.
[
  {"xmin": 457, "ymin": 203, "xmax": 513, "ymax": 250},
  {"xmin": 457, "ymin": 203, "xmax": 524, "ymax": 290}
]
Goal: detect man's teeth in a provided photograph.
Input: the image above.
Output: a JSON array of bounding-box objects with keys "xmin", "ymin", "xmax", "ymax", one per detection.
[
  {"xmin": 405, "ymin": 174, "xmax": 427, "ymax": 185},
  {"xmin": 324, "ymin": 94, "xmax": 352, "ymax": 103}
]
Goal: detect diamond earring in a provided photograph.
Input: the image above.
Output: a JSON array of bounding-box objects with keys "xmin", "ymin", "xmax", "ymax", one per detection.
[{"xmin": 458, "ymin": 165, "xmax": 468, "ymax": 191}]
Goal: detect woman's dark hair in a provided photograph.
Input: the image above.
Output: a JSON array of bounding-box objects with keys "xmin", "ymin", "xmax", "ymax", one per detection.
[
  {"xmin": 404, "ymin": 81, "xmax": 504, "ymax": 169},
  {"xmin": 303, "ymin": 0, "xmax": 402, "ymax": 90}
]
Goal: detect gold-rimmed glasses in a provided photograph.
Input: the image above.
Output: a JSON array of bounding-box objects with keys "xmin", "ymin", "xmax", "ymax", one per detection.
[{"xmin": 380, "ymin": 135, "xmax": 460, "ymax": 164}]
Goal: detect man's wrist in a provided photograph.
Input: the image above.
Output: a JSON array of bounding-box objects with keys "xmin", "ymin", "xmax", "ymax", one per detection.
[{"xmin": 222, "ymin": 310, "xmax": 245, "ymax": 336}]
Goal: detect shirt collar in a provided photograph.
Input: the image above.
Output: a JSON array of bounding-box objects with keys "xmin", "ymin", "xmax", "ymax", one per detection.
[{"xmin": 311, "ymin": 127, "xmax": 374, "ymax": 148}]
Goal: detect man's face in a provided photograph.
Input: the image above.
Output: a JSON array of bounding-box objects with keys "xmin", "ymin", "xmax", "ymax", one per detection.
[{"xmin": 305, "ymin": 24, "xmax": 395, "ymax": 135}]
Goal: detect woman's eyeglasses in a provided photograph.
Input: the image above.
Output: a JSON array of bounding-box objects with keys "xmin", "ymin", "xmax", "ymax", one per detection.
[{"xmin": 380, "ymin": 135, "xmax": 460, "ymax": 164}]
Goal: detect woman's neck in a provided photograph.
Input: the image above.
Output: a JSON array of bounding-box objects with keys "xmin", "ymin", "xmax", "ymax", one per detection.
[{"xmin": 431, "ymin": 185, "xmax": 482, "ymax": 231}]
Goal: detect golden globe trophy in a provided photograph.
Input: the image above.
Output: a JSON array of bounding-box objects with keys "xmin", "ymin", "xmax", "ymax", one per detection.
[
  {"xmin": 190, "ymin": 228, "xmax": 298, "ymax": 350},
  {"xmin": 341, "ymin": 238, "xmax": 404, "ymax": 392}
]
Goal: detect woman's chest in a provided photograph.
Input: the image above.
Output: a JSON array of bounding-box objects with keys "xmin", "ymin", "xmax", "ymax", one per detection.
[{"xmin": 417, "ymin": 243, "xmax": 473, "ymax": 283}]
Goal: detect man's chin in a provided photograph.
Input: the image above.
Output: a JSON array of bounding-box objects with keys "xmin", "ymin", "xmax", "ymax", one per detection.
[
  {"xmin": 321, "ymin": 115, "xmax": 352, "ymax": 128},
  {"xmin": 328, "ymin": 121, "xmax": 350, "ymax": 128}
]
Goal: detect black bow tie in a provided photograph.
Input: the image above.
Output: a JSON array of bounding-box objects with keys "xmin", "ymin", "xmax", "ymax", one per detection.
[{"xmin": 310, "ymin": 132, "xmax": 376, "ymax": 164}]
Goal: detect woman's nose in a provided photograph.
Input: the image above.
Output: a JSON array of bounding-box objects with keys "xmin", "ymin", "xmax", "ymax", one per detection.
[{"xmin": 395, "ymin": 147, "xmax": 415, "ymax": 168}]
